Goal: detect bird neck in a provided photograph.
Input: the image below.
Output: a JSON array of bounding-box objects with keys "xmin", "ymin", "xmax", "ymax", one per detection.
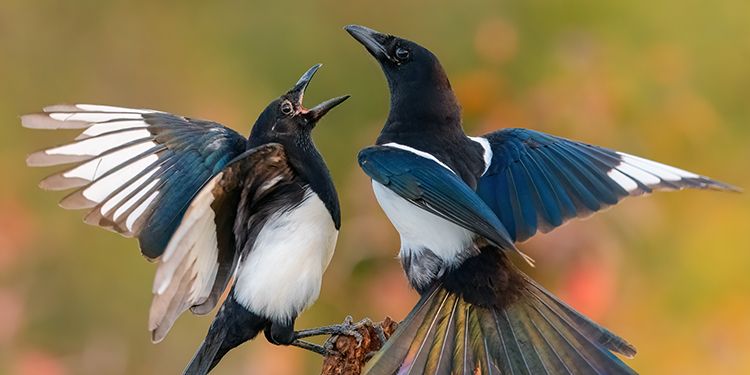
[
  {"xmin": 375, "ymin": 74, "xmax": 488, "ymax": 187},
  {"xmin": 379, "ymin": 74, "xmax": 464, "ymax": 141},
  {"xmin": 285, "ymin": 142, "xmax": 341, "ymax": 229}
]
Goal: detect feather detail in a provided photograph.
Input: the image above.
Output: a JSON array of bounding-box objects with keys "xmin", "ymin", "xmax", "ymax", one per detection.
[{"xmin": 365, "ymin": 272, "xmax": 637, "ymax": 375}]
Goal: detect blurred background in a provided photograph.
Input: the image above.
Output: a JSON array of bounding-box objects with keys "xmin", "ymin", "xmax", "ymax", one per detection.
[{"xmin": 1, "ymin": 0, "xmax": 749, "ymax": 374}]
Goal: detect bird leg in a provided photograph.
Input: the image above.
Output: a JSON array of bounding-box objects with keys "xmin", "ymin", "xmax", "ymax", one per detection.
[
  {"xmin": 294, "ymin": 315, "xmax": 366, "ymax": 346},
  {"xmin": 290, "ymin": 339, "xmax": 332, "ymax": 356}
]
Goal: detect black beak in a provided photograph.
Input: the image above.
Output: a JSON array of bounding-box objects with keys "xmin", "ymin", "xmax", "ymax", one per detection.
[
  {"xmin": 345, "ymin": 25, "xmax": 396, "ymax": 63},
  {"xmin": 288, "ymin": 63, "xmax": 322, "ymax": 105},
  {"xmin": 304, "ymin": 95, "xmax": 350, "ymax": 122},
  {"xmin": 289, "ymin": 64, "xmax": 350, "ymax": 123}
]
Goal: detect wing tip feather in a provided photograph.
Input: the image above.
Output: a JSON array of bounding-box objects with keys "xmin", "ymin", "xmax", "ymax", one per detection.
[
  {"xmin": 58, "ymin": 191, "xmax": 97, "ymax": 210},
  {"xmin": 38, "ymin": 173, "xmax": 88, "ymax": 191},
  {"xmin": 26, "ymin": 151, "xmax": 90, "ymax": 167},
  {"xmin": 21, "ymin": 112, "xmax": 90, "ymax": 129}
]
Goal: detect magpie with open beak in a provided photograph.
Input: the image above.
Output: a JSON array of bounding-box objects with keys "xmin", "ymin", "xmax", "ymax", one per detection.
[
  {"xmin": 346, "ymin": 25, "xmax": 739, "ymax": 375},
  {"xmin": 23, "ymin": 64, "xmax": 349, "ymax": 374}
]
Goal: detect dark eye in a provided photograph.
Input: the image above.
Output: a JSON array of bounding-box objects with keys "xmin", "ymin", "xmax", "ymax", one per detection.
[
  {"xmin": 280, "ymin": 100, "xmax": 293, "ymax": 115},
  {"xmin": 395, "ymin": 47, "xmax": 410, "ymax": 61}
]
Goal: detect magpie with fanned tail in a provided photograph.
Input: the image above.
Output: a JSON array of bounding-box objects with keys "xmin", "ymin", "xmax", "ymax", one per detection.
[
  {"xmin": 346, "ymin": 24, "xmax": 739, "ymax": 375},
  {"xmin": 23, "ymin": 64, "xmax": 350, "ymax": 374}
]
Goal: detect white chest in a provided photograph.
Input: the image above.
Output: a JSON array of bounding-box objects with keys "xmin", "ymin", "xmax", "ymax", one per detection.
[
  {"xmin": 371, "ymin": 181, "xmax": 475, "ymax": 265},
  {"xmin": 233, "ymin": 189, "xmax": 338, "ymax": 323}
]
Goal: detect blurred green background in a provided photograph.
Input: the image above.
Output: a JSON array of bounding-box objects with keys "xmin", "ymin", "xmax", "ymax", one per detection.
[{"xmin": 2, "ymin": 0, "xmax": 749, "ymax": 374}]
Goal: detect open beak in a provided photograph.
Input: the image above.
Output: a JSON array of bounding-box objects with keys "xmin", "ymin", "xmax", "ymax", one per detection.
[
  {"xmin": 305, "ymin": 95, "xmax": 350, "ymax": 122},
  {"xmin": 288, "ymin": 63, "xmax": 322, "ymax": 105},
  {"xmin": 344, "ymin": 25, "xmax": 396, "ymax": 63},
  {"xmin": 289, "ymin": 64, "xmax": 350, "ymax": 123}
]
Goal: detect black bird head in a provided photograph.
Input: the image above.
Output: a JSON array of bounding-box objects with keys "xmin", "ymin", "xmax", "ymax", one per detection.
[
  {"xmin": 345, "ymin": 25, "xmax": 461, "ymax": 134},
  {"xmin": 344, "ymin": 25, "xmax": 448, "ymax": 90},
  {"xmin": 249, "ymin": 64, "xmax": 349, "ymax": 148}
]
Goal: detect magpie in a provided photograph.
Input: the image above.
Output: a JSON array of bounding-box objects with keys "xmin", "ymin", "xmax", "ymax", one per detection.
[
  {"xmin": 346, "ymin": 25, "xmax": 739, "ymax": 375},
  {"xmin": 23, "ymin": 64, "xmax": 349, "ymax": 374}
]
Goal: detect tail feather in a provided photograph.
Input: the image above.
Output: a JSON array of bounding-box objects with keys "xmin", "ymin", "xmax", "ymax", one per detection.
[
  {"xmin": 366, "ymin": 277, "xmax": 637, "ymax": 375},
  {"xmin": 183, "ymin": 325, "xmax": 228, "ymax": 375},
  {"xmin": 524, "ymin": 276, "xmax": 636, "ymax": 358},
  {"xmin": 428, "ymin": 296, "xmax": 460, "ymax": 374},
  {"xmin": 406, "ymin": 292, "xmax": 458, "ymax": 374},
  {"xmin": 182, "ymin": 296, "xmax": 266, "ymax": 375}
]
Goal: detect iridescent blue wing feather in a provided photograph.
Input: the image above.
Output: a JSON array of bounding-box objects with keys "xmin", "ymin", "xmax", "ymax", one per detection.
[
  {"xmin": 478, "ymin": 128, "xmax": 738, "ymax": 242},
  {"xmin": 359, "ymin": 145, "xmax": 516, "ymax": 252}
]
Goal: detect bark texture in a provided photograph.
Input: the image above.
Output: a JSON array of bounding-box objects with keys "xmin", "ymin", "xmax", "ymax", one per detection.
[{"xmin": 320, "ymin": 317, "xmax": 398, "ymax": 375}]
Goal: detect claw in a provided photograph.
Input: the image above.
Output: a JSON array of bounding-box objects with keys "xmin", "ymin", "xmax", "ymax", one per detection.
[
  {"xmin": 324, "ymin": 337, "xmax": 337, "ymax": 352},
  {"xmin": 294, "ymin": 317, "xmax": 364, "ymax": 345},
  {"xmin": 292, "ymin": 316, "xmax": 383, "ymax": 350},
  {"xmin": 373, "ymin": 324, "xmax": 387, "ymax": 345},
  {"xmin": 290, "ymin": 339, "xmax": 333, "ymax": 356}
]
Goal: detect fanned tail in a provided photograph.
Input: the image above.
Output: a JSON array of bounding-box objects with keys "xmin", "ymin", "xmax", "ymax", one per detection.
[{"xmin": 366, "ymin": 271, "xmax": 637, "ymax": 374}]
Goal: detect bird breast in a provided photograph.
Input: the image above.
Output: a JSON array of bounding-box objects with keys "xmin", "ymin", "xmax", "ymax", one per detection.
[
  {"xmin": 233, "ymin": 188, "xmax": 338, "ymax": 323},
  {"xmin": 371, "ymin": 180, "xmax": 475, "ymax": 268}
]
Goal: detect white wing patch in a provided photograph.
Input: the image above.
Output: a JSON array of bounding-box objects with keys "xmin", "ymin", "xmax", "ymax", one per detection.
[
  {"xmin": 608, "ymin": 151, "xmax": 703, "ymax": 193},
  {"xmin": 468, "ymin": 136, "xmax": 493, "ymax": 176},
  {"xmin": 27, "ymin": 129, "xmax": 153, "ymax": 167},
  {"xmin": 619, "ymin": 152, "xmax": 698, "ymax": 181},
  {"xmin": 23, "ymin": 104, "xmax": 166, "ymax": 236},
  {"xmin": 79, "ymin": 154, "xmax": 159, "ymax": 203},
  {"xmin": 606, "ymin": 168, "xmax": 639, "ymax": 192},
  {"xmin": 78, "ymin": 120, "xmax": 149, "ymax": 139},
  {"xmin": 149, "ymin": 173, "xmax": 223, "ymax": 343},
  {"xmin": 48, "ymin": 112, "xmax": 144, "ymax": 123},
  {"xmin": 57, "ymin": 142, "xmax": 157, "ymax": 184},
  {"xmin": 111, "ymin": 178, "xmax": 160, "ymax": 219},
  {"xmin": 72, "ymin": 104, "xmax": 155, "ymax": 113},
  {"xmin": 126, "ymin": 191, "xmax": 160, "ymax": 231},
  {"xmin": 382, "ymin": 142, "xmax": 456, "ymax": 173}
]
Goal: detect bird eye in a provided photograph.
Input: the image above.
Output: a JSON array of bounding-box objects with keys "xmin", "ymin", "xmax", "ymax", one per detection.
[
  {"xmin": 395, "ymin": 47, "xmax": 410, "ymax": 61},
  {"xmin": 280, "ymin": 100, "xmax": 294, "ymax": 115}
]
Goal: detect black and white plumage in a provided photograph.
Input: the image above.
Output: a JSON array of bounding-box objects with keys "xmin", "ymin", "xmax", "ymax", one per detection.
[
  {"xmin": 24, "ymin": 105, "xmax": 247, "ymax": 258},
  {"xmin": 24, "ymin": 64, "xmax": 349, "ymax": 374},
  {"xmin": 347, "ymin": 24, "xmax": 738, "ymax": 375}
]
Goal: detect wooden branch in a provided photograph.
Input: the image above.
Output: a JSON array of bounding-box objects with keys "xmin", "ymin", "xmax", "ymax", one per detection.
[{"xmin": 319, "ymin": 317, "xmax": 398, "ymax": 375}]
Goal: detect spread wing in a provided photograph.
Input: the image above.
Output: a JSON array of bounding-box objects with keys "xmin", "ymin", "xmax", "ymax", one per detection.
[
  {"xmin": 477, "ymin": 128, "xmax": 739, "ymax": 242},
  {"xmin": 148, "ymin": 143, "xmax": 295, "ymax": 342},
  {"xmin": 23, "ymin": 104, "xmax": 248, "ymax": 259},
  {"xmin": 359, "ymin": 145, "xmax": 517, "ymax": 253}
]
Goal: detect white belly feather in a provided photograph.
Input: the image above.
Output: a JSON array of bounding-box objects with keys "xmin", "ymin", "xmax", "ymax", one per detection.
[
  {"xmin": 233, "ymin": 189, "xmax": 338, "ymax": 323},
  {"xmin": 372, "ymin": 181, "xmax": 474, "ymax": 265}
]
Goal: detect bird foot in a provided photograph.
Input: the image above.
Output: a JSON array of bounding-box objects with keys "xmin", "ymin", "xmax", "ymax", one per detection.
[
  {"xmin": 294, "ymin": 315, "xmax": 372, "ymax": 347},
  {"xmin": 351, "ymin": 317, "xmax": 387, "ymax": 346}
]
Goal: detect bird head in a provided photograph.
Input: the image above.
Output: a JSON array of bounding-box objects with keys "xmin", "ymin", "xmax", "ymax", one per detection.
[
  {"xmin": 345, "ymin": 25, "xmax": 451, "ymax": 93},
  {"xmin": 345, "ymin": 25, "xmax": 459, "ymax": 128},
  {"xmin": 249, "ymin": 64, "xmax": 349, "ymax": 147}
]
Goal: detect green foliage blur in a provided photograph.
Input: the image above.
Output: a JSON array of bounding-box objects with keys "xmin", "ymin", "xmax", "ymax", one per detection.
[{"xmin": 2, "ymin": 1, "xmax": 749, "ymax": 374}]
